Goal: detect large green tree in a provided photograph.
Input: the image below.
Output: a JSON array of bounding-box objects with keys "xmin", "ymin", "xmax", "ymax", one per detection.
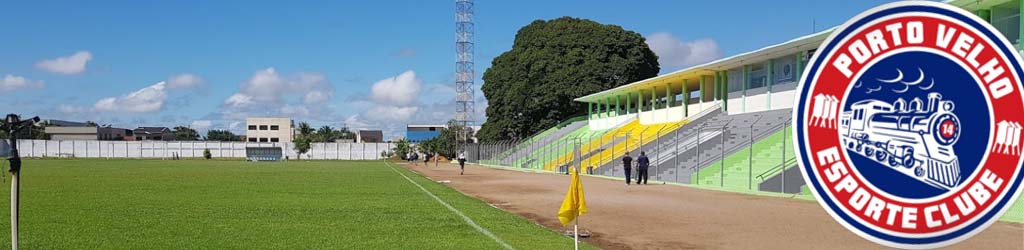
[
  {"xmin": 478, "ymin": 17, "xmax": 659, "ymax": 141},
  {"xmin": 293, "ymin": 135, "xmax": 312, "ymax": 160},
  {"xmin": 205, "ymin": 129, "xmax": 239, "ymax": 141},
  {"xmin": 172, "ymin": 126, "xmax": 200, "ymax": 141},
  {"xmin": 316, "ymin": 125, "xmax": 337, "ymax": 142}
]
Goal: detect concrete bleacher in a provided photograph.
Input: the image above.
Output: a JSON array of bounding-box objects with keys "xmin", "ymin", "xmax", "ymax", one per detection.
[
  {"xmin": 592, "ymin": 108, "xmax": 792, "ymax": 186},
  {"xmin": 520, "ymin": 125, "xmax": 605, "ymax": 169},
  {"xmin": 691, "ymin": 124, "xmax": 793, "ymax": 188},
  {"xmin": 685, "ymin": 109, "xmax": 792, "ymax": 186},
  {"xmin": 757, "ymin": 160, "xmax": 803, "ymax": 193},
  {"xmin": 507, "ymin": 120, "xmax": 588, "ymax": 167},
  {"xmin": 493, "ymin": 117, "xmax": 588, "ymax": 167},
  {"xmin": 543, "ymin": 117, "xmax": 638, "ymax": 171},
  {"xmin": 592, "ymin": 105, "xmax": 723, "ymax": 180}
]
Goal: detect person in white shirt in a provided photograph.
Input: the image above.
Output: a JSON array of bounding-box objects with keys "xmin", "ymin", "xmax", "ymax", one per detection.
[{"xmin": 458, "ymin": 151, "xmax": 467, "ymax": 175}]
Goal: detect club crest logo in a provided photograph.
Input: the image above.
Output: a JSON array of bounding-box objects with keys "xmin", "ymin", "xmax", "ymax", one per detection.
[{"xmin": 793, "ymin": 1, "xmax": 1024, "ymax": 248}]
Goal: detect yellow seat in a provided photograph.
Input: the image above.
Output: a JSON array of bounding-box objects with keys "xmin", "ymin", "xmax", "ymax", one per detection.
[{"xmin": 544, "ymin": 119, "xmax": 690, "ymax": 171}]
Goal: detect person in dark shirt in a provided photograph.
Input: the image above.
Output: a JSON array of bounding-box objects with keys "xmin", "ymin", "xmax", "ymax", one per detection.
[
  {"xmin": 637, "ymin": 151, "xmax": 650, "ymax": 185},
  {"xmin": 621, "ymin": 152, "xmax": 633, "ymax": 186}
]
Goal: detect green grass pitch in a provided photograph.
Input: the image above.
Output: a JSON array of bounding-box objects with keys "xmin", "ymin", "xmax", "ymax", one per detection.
[{"xmin": 0, "ymin": 159, "xmax": 593, "ymax": 249}]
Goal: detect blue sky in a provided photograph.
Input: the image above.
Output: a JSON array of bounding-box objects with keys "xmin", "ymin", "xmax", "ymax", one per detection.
[{"xmin": 0, "ymin": 0, "xmax": 894, "ymax": 138}]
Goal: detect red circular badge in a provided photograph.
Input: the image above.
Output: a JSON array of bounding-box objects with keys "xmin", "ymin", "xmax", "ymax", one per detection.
[{"xmin": 793, "ymin": 1, "xmax": 1024, "ymax": 248}]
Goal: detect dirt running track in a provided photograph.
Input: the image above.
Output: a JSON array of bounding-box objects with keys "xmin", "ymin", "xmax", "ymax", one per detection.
[{"xmin": 402, "ymin": 162, "xmax": 1024, "ymax": 250}]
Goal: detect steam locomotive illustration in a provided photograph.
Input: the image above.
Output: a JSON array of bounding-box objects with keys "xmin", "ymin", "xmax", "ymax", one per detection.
[{"xmin": 839, "ymin": 92, "xmax": 962, "ymax": 190}]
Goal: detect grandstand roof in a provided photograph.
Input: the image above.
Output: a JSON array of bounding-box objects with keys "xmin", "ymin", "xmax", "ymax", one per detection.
[
  {"xmin": 574, "ymin": 0, "xmax": 997, "ymax": 104},
  {"xmin": 575, "ymin": 29, "xmax": 831, "ymax": 103},
  {"xmin": 946, "ymin": 0, "xmax": 1015, "ymax": 10}
]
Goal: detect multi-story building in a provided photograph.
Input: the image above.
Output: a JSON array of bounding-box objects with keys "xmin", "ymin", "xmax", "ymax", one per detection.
[
  {"xmin": 246, "ymin": 117, "xmax": 294, "ymax": 143},
  {"xmin": 406, "ymin": 124, "xmax": 445, "ymax": 142},
  {"xmin": 45, "ymin": 126, "xmax": 98, "ymax": 140},
  {"xmin": 98, "ymin": 127, "xmax": 133, "ymax": 141},
  {"xmin": 357, "ymin": 130, "xmax": 384, "ymax": 143}
]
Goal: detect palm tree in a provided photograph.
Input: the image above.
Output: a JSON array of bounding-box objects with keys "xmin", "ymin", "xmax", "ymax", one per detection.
[
  {"xmin": 297, "ymin": 122, "xmax": 314, "ymax": 137},
  {"xmin": 317, "ymin": 125, "xmax": 337, "ymax": 142}
]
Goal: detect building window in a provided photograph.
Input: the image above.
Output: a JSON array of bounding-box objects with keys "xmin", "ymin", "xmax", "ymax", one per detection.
[
  {"xmin": 993, "ymin": 3, "xmax": 1021, "ymax": 44},
  {"xmin": 773, "ymin": 55, "xmax": 798, "ymax": 85},
  {"xmin": 727, "ymin": 68, "xmax": 743, "ymax": 93},
  {"xmin": 248, "ymin": 125, "xmax": 257, "ymax": 130},
  {"xmin": 259, "ymin": 125, "xmax": 268, "ymax": 130},
  {"xmin": 270, "ymin": 125, "xmax": 279, "ymax": 130},
  {"xmin": 270, "ymin": 138, "xmax": 279, "ymax": 142},
  {"xmin": 136, "ymin": 136, "xmax": 142, "ymax": 140},
  {"xmin": 248, "ymin": 138, "xmax": 257, "ymax": 142},
  {"xmin": 153, "ymin": 136, "xmax": 162, "ymax": 140},
  {"xmin": 259, "ymin": 138, "xmax": 268, "ymax": 142},
  {"xmin": 747, "ymin": 63, "xmax": 767, "ymax": 89}
]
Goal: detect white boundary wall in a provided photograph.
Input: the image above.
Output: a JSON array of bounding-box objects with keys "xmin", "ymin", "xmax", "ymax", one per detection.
[{"xmin": 0, "ymin": 140, "xmax": 393, "ymax": 160}]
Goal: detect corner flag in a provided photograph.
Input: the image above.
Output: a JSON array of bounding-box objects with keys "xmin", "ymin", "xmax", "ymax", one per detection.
[{"xmin": 558, "ymin": 166, "xmax": 587, "ymax": 226}]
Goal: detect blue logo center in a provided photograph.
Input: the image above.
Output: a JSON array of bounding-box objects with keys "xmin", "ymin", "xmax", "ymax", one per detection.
[{"xmin": 842, "ymin": 51, "xmax": 990, "ymax": 199}]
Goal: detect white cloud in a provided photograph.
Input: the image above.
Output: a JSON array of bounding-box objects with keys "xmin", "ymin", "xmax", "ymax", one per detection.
[
  {"xmin": 339, "ymin": 71, "xmax": 485, "ymax": 137},
  {"xmin": 229, "ymin": 121, "xmax": 242, "ymax": 131},
  {"xmin": 167, "ymin": 73, "xmax": 205, "ymax": 89},
  {"xmin": 370, "ymin": 70, "xmax": 421, "ymax": 106},
  {"xmin": 56, "ymin": 104, "xmax": 86, "ymax": 114},
  {"xmin": 304, "ymin": 90, "xmax": 330, "ymax": 104},
  {"xmin": 348, "ymin": 70, "xmax": 432, "ymax": 126},
  {"xmin": 0, "ymin": 74, "xmax": 44, "ymax": 91},
  {"xmin": 190, "ymin": 120, "xmax": 213, "ymax": 131},
  {"xmin": 94, "ymin": 81, "xmax": 168, "ymax": 113},
  {"xmin": 392, "ymin": 48, "xmax": 417, "ymax": 58},
  {"xmin": 218, "ymin": 67, "xmax": 334, "ymax": 122},
  {"xmin": 35, "ymin": 51, "xmax": 93, "ymax": 75},
  {"xmin": 343, "ymin": 115, "xmax": 372, "ymax": 129},
  {"xmin": 224, "ymin": 93, "xmax": 255, "ymax": 109},
  {"xmin": 645, "ymin": 32, "xmax": 721, "ymax": 69},
  {"xmin": 225, "ymin": 68, "xmax": 333, "ymax": 107},
  {"xmin": 363, "ymin": 106, "xmax": 419, "ymax": 122},
  {"xmin": 279, "ymin": 104, "xmax": 311, "ymax": 116}
]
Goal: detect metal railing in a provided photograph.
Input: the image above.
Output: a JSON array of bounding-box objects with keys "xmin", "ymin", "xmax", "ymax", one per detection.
[{"xmin": 681, "ymin": 116, "xmax": 795, "ymax": 193}]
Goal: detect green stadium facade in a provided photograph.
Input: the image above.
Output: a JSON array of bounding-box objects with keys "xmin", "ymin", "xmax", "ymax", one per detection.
[{"xmin": 474, "ymin": 0, "xmax": 1024, "ymax": 223}]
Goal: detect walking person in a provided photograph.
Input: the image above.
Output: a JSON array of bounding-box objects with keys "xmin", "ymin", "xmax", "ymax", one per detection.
[
  {"xmin": 621, "ymin": 152, "xmax": 633, "ymax": 186},
  {"xmin": 458, "ymin": 151, "xmax": 467, "ymax": 175},
  {"xmin": 637, "ymin": 151, "xmax": 650, "ymax": 185}
]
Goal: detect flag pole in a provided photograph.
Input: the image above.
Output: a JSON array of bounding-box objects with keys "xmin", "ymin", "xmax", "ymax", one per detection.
[
  {"xmin": 573, "ymin": 166, "xmax": 580, "ymax": 250},
  {"xmin": 574, "ymin": 218, "xmax": 579, "ymax": 250}
]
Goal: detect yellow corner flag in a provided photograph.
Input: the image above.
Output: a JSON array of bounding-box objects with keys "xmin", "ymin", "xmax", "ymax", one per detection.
[{"xmin": 558, "ymin": 166, "xmax": 587, "ymax": 226}]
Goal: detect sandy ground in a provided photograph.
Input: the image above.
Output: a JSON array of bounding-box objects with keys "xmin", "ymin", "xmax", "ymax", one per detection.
[{"xmin": 402, "ymin": 162, "xmax": 1024, "ymax": 250}]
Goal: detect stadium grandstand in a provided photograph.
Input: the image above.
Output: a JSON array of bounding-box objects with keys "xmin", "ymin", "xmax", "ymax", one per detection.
[{"xmin": 479, "ymin": 0, "xmax": 1024, "ymax": 196}]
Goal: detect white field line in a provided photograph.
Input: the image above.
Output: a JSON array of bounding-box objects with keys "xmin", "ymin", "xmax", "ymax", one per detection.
[{"xmin": 384, "ymin": 162, "xmax": 514, "ymax": 250}]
